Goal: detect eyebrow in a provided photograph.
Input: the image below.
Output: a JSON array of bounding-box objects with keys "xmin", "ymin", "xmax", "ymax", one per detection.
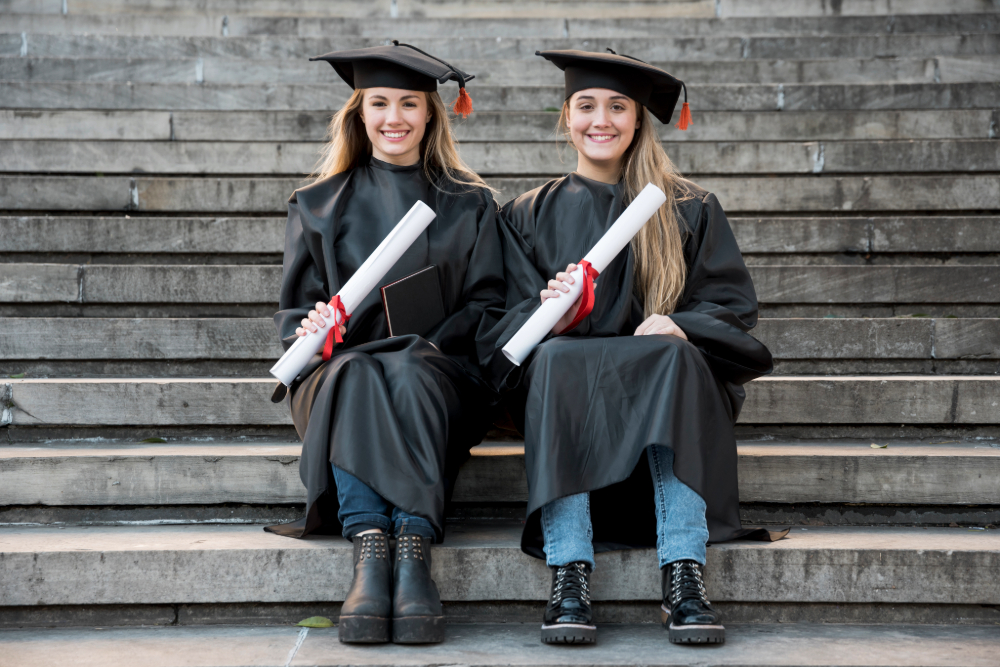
[
  {"xmin": 368, "ymin": 94, "xmax": 421, "ymax": 101},
  {"xmin": 575, "ymin": 95, "xmax": 629, "ymax": 102}
]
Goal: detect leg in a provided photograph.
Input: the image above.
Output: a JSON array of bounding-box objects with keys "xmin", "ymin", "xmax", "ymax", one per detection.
[
  {"xmin": 539, "ymin": 493, "xmax": 597, "ymax": 645},
  {"xmin": 646, "ymin": 445, "xmax": 723, "ymax": 645},
  {"xmin": 332, "ymin": 465, "xmax": 392, "ymax": 540},
  {"xmin": 389, "ymin": 504, "xmax": 445, "ymax": 644}
]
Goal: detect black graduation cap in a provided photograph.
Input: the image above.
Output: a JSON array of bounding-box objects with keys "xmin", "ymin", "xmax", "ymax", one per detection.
[
  {"xmin": 536, "ymin": 48, "xmax": 691, "ymax": 129},
  {"xmin": 311, "ymin": 41, "xmax": 476, "ymax": 117}
]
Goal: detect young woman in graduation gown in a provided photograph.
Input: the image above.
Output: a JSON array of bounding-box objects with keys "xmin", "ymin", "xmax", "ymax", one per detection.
[
  {"xmin": 267, "ymin": 44, "xmax": 504, "ymax": 645},
  {"xmin": 479, "ymin": 50, "xmax": 780, "ymax": 646}
]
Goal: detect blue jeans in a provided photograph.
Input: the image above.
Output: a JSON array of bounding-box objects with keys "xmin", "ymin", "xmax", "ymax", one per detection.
[
  {"xmin": 331, "ymin": 465, "xmax": 436, "ymax": 542},
  {"xmin": 540, "ymin": 445, "xmax": 708, "ymax": 570}
]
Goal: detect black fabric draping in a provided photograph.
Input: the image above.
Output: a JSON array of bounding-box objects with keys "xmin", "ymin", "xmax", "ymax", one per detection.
[
  {"xmin": 477, "ymin": 173, "xmax": 780, "ymax": 558},
  {"xmin": 266, "ymin": 156, "xmax": 505, "ymax": 541}
]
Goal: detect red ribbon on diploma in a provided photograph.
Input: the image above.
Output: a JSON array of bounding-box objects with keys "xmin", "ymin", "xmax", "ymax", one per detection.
[
  {"xmin": 321, "ymin": 295, "xmax": 350, "ymax": 361},
  {"xmin": 561, "ymin": 260, "xmax": 600, "ymax": 333}
]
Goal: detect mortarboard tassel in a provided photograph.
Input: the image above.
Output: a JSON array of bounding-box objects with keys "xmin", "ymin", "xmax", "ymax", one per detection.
[
  {"xmin": 675, "ymin": 81, "xmax": 692, "ymax": 131},
  {"xmin": 675, "ymin": 102, "xmax": 692, "ymax": 131},
  {"xmin": 452, "ymin": 86, "xmax": 474, "ymax": 118}
]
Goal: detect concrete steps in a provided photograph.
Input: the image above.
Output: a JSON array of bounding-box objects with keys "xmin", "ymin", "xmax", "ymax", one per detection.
[
  {"xmin": 1, "ymin": 523, "xmax": 997, "ymax": 607},
  {"xmin": 2, "ymin": 441, "xmax": 999, "ymax": 509},
  {"xmin": 6, "ymin": 55, "xmax": 1000, "ymax": 85},
  {"xmin": 4, "ymin": 174, "xmax": 998, "ymax": 212},
  {"xmin": 6, "ymin": 139, "xmax": 1000, "ymax": 175},
  {"xmin": 3, "ymin": 623, "xmax": 999, "ymax": 666},
  {"xmin": 4, "ymin": 13, "xmax": 1000, "ymax": 38},
  {"xmin": 3, "ymin": 109, "xmax": 997, "ymax": 142}
]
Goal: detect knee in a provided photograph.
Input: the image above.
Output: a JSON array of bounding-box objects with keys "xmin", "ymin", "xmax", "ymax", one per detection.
[
  {"xmin": 378, "ymin": 347, "xmax": 440, "ymax": 390},
  {"xmin": 330, "ymin": 351, "xmax": 381, "ymax": 379}
]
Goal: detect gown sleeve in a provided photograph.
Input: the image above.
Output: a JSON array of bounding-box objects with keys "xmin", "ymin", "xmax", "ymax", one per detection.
[
  {"xmin": 273, "ymin": 193, "xmax": 337, "ymax": 351},
  {"xmin": 668, "ymin": 191, "xmax": 773, "ymax": 385}
]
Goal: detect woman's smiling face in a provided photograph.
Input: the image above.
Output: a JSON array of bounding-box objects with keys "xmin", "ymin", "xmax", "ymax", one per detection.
[
  {"xmin": 361, "ymin": 87, "xmax": 431, "ymax": 165},
  {"xmin": 567, "ymin": 88, "xmax": 640, "ymax": 169}
]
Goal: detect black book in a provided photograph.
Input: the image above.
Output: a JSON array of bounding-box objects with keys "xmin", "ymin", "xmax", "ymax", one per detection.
[{"xmin": 380, "ymin": 265, "xmax": 446, "ymax": 338}]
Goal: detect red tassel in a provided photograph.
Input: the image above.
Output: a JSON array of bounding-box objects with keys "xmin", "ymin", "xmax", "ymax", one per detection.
[
  {"xmin": 675, "ymin": 102, "xmax": 692, "ymax": 131},
  {"xmin": 452, "ymin": 87, "xmax": 474, "ymax": 118}
]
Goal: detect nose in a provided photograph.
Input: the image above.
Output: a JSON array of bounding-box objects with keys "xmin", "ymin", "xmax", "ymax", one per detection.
[
  {"xmin": 592, "ymin": 107, "xmax": 612, "ymax": 127},
  {"xmin": 385, "ymin": 103, "xmax": 404, "ymax": 126}
]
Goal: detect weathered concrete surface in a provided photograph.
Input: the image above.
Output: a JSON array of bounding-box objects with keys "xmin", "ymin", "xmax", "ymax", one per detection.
[
  {"xmin": 8, "ymin": 12, "xmax": 999, "ymax": 38},
  {"xmin": 3, "ymin": 623, "xmax": 1000, "ymax": 667},
  {"xmin": 5, "ymin": 377, "xmax": 1000, "ymax": 426},
  {"xmin": 2, "ymin": 441, "xmax": 998, "ymax": 506},
  {"xmin": 8, "ymin": 55, "xmax": 999, "ymax": 86},
  {"xmin": 0, "ymin": 524, "xmax": 997, "ymax": 606},
  {"xmin": 749, "ymin": 266, "xmax": 998, "ymax": 303},
  {"xmin": 0, "ymin": 216, "xmax": 285, "ymax": 253},
  {"xmin": 3, "ymin": 81, "xmax": 998, "ymax": 112},
  {"xmin": 3, "ymin": 318, "xmax": 996, "ymax": 361},
  {"xmin": 8, "ymin": 33, "xmax": 999, "ymax": 61},
  {"xmin": 4, "ymin": 175, "xmax": 997, "ymax": 212},
  {"xmin": 8, "ymin": 139, "xmax": 998, "ymax": 175},
  {"xmin": 8, "ymin": 109, "xmax": 990, "ymax": 142},
  {"xmin": 6, "ymin": 216, "xmax": 997, "ymax": 254},
  {"xmin": 5, "ymin": 263, "xmax": 996, "ymax": 304}
]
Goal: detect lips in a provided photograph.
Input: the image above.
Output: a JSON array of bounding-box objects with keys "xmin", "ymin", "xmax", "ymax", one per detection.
[
  {"xmin": 587, "ymin": 134, "xmax": 617, "ymax": 143},
  {"xmin": 381, "ymin": 130, "xmax": 410, "ymax": 140}
]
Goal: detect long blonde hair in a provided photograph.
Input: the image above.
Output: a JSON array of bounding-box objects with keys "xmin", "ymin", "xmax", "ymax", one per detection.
[
  {"xmin": 559, "ymin": 101, "xmax": 692, "ymax": 317},
  {"xmin": 312, "ymin": 89, "xmax": 494, "ymax": 193}
]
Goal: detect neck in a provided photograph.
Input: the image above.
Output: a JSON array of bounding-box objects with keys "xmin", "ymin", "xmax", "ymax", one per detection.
[
  {"xmin": 575, "ymin": 153, "xmax": 623, "ymax": 185},
  {"xmin": 372, "ymin": 145, "xmax": 421, "ymax": 167}
]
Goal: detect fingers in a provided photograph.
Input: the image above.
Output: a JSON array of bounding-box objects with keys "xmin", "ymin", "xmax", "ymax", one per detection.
[
  {"xmin": 295, "ymin": 327, "xmax": 308, "ymax": 337},
  {"xmin": 299, "ymin": 317, "xmax": 318, "ymax": 334},
  {"xmin": 540, "ymin": 288, "xmax": 561, "ymax": 303},
  {"xmin": 339, "ymin": 325, "xmax": 347, "ymax": 337},
  {"xmin": 548, "ymin": 278, "xmax": 571, "ymax": 293},
  {"xmin": 565, "ymin": 263, "xmax": 577, "ymax": 273},
  {"xmin": 634, "ymin": 315, "xmax": 656, "ymax": 336},
  {"xmin": 314, "ymin": 301, "xmax": 331, "ymax": 318},
  {"xmin": 307, "ymin": 310, "xmax": 327, "ymax": 329}
]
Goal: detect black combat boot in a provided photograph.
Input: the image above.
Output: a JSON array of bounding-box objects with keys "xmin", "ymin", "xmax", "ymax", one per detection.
[
  {"xmin": 540, "ymin": 561, "xmax": 596, "ymax": 644},
  {"xmin": 660, "ymin": 559, "xmax": 725, "ymax": 644},
  {"xmin": 338, "ymin": 532, "xmax": 392, "ymax": 643},
  {"xmin": 391, "ymin": 534, "xmax": 445, "ymax": 643}
]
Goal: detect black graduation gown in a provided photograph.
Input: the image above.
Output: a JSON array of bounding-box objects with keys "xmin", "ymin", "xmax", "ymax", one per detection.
[
  {"xmin": 477, "ymin": 173, "xmax": 776, "ymax": 559},
  {"xmin": 266, "ymin": 156, "xmax": 505, "ymax": 542}
]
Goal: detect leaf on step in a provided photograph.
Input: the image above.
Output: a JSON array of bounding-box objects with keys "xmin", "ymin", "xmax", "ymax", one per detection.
[
  {"xmin": 140, "ymin": 437, "xmax": 167, "ymax": 443},
  {"xmin": 297, "ymin": 616, "xmax": 334, "ymax": 628},
  {"xmin": 8, "ymin": 373, "xmax": 25, "ymax": 378},
  {"xmin": 870, "ymin": 443, "xmax": 887, "ymax": 449}
]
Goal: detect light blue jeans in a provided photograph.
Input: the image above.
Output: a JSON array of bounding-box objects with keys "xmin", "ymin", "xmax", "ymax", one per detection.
[
  {"xmin": 540, "ymin": 445, "xmax": 708, "ymax": 570},
  {"xmin": 331, "ymin": 465, "xmax": 436, "ymax": 542}
]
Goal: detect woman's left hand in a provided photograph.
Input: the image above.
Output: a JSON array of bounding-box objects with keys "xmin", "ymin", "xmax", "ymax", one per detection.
[{"xmin": 634, "ymin": 314, "xmax": 688, "ymax": 340}]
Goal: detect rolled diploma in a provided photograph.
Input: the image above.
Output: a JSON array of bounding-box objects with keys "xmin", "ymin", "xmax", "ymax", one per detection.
[
  {"xmin": 269, "ymin": 199, "xmax": 437, "ymax": 385},
  {"xmin": 501, "ymin": 183, "xmax": 667, "ymax": 366}
]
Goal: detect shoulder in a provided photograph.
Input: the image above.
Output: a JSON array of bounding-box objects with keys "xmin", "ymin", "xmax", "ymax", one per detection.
[
  {"xmin": 430, "ymin": 170, "xmax": 499, "ymax": 212},
  {"xmin": 499, "ymin": 176, "xmax": 566, "ymax": 227},
  {"xmin": 672, "ymin": 179, "xmax": 725, "ymax": 229},
  {"xmin": 288, "ymin": 170, "xmax": 354, "ymax": 208}
]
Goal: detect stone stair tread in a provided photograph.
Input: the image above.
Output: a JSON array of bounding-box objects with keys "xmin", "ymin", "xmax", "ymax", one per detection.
[
  {"xmin": 6, "ymin": 138, "xmax": 998, "ymax": 176},
  {"xmin": 4, "ymin": 109, "xmax": 994, "ymax": 142},
  {"xmin": 1, "ymin": 523, "xmax": 997, "ymax": 606},
  {"xmin": 4, "ymin": 622, "xmax": 999, "ymax": 667},
  {"xmin": 5, "ymin": 376, "xmax": 1000, "ymax": 427},
  {"xmin": 5, "ymin": 174, "xmax": 996, "ymax": 213},
  {"xmin": 5, "ymin": 216, "xmax": 998, "ymax": 254},
  {"xmin": 4, "ymin": 81, "xmax": 998, "ymax": 112},
  {"xmin": 2, "ymin": 439, "xmax": 999, "ymax": 507}
]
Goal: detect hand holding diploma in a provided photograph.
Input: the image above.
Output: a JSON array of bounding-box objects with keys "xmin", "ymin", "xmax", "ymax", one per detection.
[
  {"xmin": 270, "ymin": 200, "xmax": 437, "ymax": 386},
  {"xmin": 501, "ymin": 183, "xmax": 668, "ymax": 366}
]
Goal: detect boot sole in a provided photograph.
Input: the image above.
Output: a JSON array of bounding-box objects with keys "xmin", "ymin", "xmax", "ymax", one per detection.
[
  {"xmin": 541, "ymin": 622, "xmax": 597, "ymax": 644},
  {"xmin": 337, "ymin": 615, "xmax": 390, "ymax": 644},
  {"xmin": 392, "ymin": 615, "xmax": 445, "ymax": 644},
  {"xmin": 667, "ymin": 621, "xmax": 725, "ymax": 645}
]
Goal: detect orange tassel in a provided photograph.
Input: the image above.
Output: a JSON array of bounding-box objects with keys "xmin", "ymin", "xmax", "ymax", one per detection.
[
  {"xmin": 452, "ymin": 87, "xmax": 474, "ymax": 118},
  {"xmin": 675, "ymin": 102, "xmax": 692, "ymax": 131}
]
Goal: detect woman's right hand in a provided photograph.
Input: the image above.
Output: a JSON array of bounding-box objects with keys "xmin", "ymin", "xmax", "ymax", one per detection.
[
  {"xmin": 295, "ymin": 301, "xmax": 348, "ymax": 338},
  {"xmin": 541, "ymin": 263, "xmax": 584, "ymax": 335}
]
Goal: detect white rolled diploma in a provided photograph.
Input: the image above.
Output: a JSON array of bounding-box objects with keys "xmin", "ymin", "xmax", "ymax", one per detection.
[
  {"xmin": 269, "ymin": 200, "xmax": 437, "ymax": 385},
  {"xmin": 501, "ymin": 183, "xmax": 668, "ymax": 366}
]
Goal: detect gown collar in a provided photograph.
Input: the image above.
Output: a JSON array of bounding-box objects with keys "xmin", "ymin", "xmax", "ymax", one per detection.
[{"xmin": 367, "ymin": 154, "xmax": 424, "ymax": 173}]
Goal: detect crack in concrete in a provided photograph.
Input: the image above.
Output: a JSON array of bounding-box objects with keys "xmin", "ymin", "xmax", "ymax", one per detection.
[{"xmin": 284, "ymin": 627, "xmax": 308, "ymax": 666}]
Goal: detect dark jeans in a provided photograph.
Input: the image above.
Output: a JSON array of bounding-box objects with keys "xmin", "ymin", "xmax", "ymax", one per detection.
[{"xmin": 332, "ymin": 464, "xmax": 436, "ymax": 542}]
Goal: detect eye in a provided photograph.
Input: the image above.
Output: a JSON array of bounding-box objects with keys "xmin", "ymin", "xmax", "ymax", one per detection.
[
  {"xmin": 370, "ymin": 100, "xmax": 386, "ymax": 108},
  {"xmin": 611, "ymin": 103, "xmax": 626, "ymax": 112}
]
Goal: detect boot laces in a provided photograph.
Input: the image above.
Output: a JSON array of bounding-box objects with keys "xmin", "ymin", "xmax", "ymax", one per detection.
[
  {"xmin": 551, "ymin": 562, "xmax": 591, "ymax": 606},
  {"xmin": 670, "ymin": 560, "xmax": 709, "ymax": 607}
]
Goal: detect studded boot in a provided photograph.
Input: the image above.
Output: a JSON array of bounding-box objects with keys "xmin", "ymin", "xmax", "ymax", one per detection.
[
  {"xmin": 391, "ymin": 534, "xmax": 445, "ymax": 643},
  {"xmin": 337, "ymin": 532, "xmax": 392, "ymax": 643},
  {"xmin": 661, "ymin": 560, "xmax": 725, "ymax": 644},
  {"xmin": 540, "ymin": 562, "xmax": 596, "ymax": 644}
]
